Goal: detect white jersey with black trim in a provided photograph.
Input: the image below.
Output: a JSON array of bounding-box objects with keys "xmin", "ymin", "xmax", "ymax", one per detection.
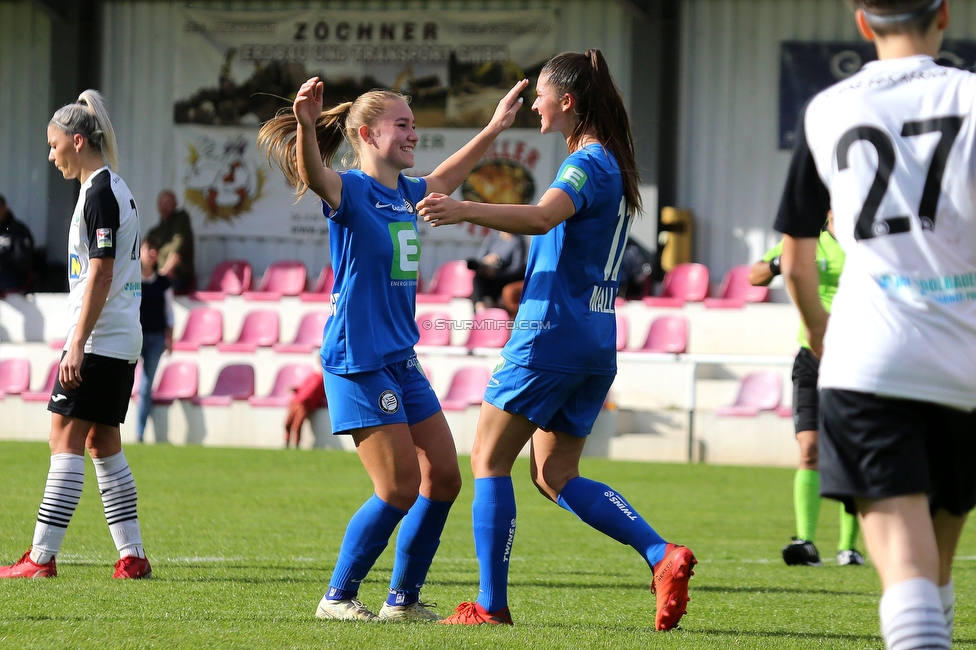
[
  {"xmin": 65, "ymin": 167, "xmax": 142, "ymax": 361},
  {"xmin": 774, "ymin": 55, "xmax": 976, "ymax": 410}
]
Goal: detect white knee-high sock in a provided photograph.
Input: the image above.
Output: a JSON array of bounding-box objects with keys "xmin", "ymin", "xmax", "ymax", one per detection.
[
  {"xmin": 30, "ymin": 453, "xmax": 86, "ymax": 564},
  {"xmin": 939, "ymin": 580, "xmax": 954, "ymax": 641},
  {"xmin": 879, "ymin": 577, "xmax": 949, "ymax": 650},
  {"xmin": 92, "ymin": 451, "xmax": 145, "ymax": 559}
]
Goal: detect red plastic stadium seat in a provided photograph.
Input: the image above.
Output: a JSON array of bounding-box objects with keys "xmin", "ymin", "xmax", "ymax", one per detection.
[
  {"xmin": 464, "ymin": 308, "xmax": 511, "ymax": 350},
  {"xmin": 639, "ymin": 315, "xmax": 688, "ymax": 354},
  {"xmin": 777, "ymin": 404, "xmax": 794, "ymax": 418},
  {"xmin": 417, "ymin": 260, "xmax": 474, "ymax": 304},
  {"xmin": 643, "ymin": 263, "xmax": 709, "ymax": 307},
  {"xmin": 216, "ymin": 310, "xmax": 280, "ymax": 352},
  {"xmin": 416, "ymin": 311, "xmax": 452, "ymax": 347},
  {"xmin": 274, "ymin": 311, "xmax": 328, "ymax": 353},
  {"xmin": 172, "ymin": 307, "xmax": 223, "ymax": 351},
  {"xmin": 23, "ymin": 361, "xmax": 59, "ymax": 402},
  {"xmin": 300, "ymin": 265, "xmax": 335, "ymax": 302},
  {"xmin": 615, "ymin": 312, "xmax": 629, "ymax": 351},
  {"xmin": 151, "ymin": 361, "xmax": 199, "ymax": 405},
  {"xmin": 0, "ymin": 358, "xmax": 30, "ymax": 396},
  {"xmin": 439, "ymin": 366, "xmax": 491, "ymax": 411},
  {"xmin": 192, "ymin": 364, "xmax": 255, "ymax": 406},
  {"xmin": 248, "ymin": 364, "xmax": 317, "ymax": 407},
  {"xmin": 714, "ymin": 371, "xmax": 782, "ymax": 417},
  {"xmin": 244, "ymin": 260, "xmax": 307, "ymax": 301},
  {"xmin": 704, "ymin": 264, "xmax": 769, "ymax": 308},
  {"xmin": 194, "ymin": 259, "xmax": 252, "ymax": 300}
]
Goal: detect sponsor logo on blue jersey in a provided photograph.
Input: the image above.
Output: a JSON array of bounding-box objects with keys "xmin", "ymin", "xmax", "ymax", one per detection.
[
  {"xmin": 559, "ymin": 165, "xmax": 588, "ymax": 192},
  {"xmin": 388, "ymin": 222, "xmax": 421, "ymax": 280},
  {"xmin": 69, "ymin": 254, "xmax": 82, "ymax": 279}
]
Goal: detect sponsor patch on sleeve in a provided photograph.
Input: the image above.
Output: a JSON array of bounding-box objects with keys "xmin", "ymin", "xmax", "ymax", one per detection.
[
  {"xmin": 96, "ymin": 228, "xmax": 113, "ymax": 249},
  {"xmin": 559, "ymin": 165, "xmax": 588, "ymax": 192}
]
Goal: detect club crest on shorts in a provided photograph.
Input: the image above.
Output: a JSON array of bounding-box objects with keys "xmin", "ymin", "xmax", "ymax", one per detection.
[{"xmin": 378, "ymin": 389, "xmax": 400, "ymax": 414}]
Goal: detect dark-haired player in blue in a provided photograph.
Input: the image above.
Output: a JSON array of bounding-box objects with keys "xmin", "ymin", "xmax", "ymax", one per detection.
[
  {"xmin": 258, "ymin": 76, "xmax": 527, "ymax": 621},
  {"xmin": 420, "ymin": 49, "xmax": 697, "ymax": 631}
]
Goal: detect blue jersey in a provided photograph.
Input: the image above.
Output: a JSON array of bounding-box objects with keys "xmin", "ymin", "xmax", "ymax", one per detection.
[
  {"xmin": 502, "ymin": 145, "xmax": 631, "ymax": 375},
  {"xmin": 321, "ymin": 169, "xmax": 427, "ymax": 374}
]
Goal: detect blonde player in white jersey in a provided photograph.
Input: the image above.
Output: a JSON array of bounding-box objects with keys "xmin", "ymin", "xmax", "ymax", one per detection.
[
  {"xmin": 0, "ymin": 90, "xmax": 151, "ymax": 580},
  {"xmin": 775, "ymin": 1, "xmax": 976, "ymax": 647}
]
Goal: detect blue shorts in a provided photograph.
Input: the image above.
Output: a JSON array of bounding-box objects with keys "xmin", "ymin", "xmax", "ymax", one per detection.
[
  {"xmin": 324, "ymin": 356, "xmax": 441, "ymax": 435},
  {"xmin": 484, "ymin": 358, "xmax": 614, "ymax": 438}
]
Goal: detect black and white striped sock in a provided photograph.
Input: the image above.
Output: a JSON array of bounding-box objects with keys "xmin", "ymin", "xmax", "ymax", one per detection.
[
  {"xmin": 880, "ymin": 577, "xmax": 950, "ymax": 650},
  {"xmin": 92, "ymin": 451, "xmax": 145, "ymax": 559},
  {"xmin": 30, "ymin": 453, "xmax": 86, "ymax": 564}
]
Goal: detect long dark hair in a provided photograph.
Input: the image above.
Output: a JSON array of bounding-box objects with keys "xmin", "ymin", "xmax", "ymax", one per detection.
[{"xmin": 541, "ymin": 49, "xmax": 642, "ymax": 216}]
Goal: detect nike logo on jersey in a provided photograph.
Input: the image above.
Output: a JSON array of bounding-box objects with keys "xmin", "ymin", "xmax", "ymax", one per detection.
[
  {"xmin": 51, "ymin": 394, "xmax": 67, "ymax": 402},
  {"xmin": 375, "ymin": 202, "xmax": 393, "ymax": 209}
]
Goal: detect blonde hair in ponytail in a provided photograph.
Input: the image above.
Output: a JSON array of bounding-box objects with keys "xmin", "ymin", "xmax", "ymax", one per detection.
[
  {"xmin": 50, "ymin": 89, "xmax": 119, "ymax": 171},
  {"xmin": 258, "ymin": 89, "xmax": 410, "ymax": 198}
]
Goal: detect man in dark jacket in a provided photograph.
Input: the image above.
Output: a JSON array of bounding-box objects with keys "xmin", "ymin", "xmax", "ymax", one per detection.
[{"xmin": 0, "ymin": 194, "xmax": 34, "ymax": 294}]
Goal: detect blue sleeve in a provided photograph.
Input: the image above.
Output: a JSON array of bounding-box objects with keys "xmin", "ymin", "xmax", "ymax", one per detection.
[
  {"xmin": 549, "ymin": 152, "xmax": 592, "ymax": 214},
  {"xmin": 399, "ymin": 174, "xmax": 428, "ymax": 206},
  {"xmin": 330, "ymin": 171, "xmax": 364, "ymax": 227}
]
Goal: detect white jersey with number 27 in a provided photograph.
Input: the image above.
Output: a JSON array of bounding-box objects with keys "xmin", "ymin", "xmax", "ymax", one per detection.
[{"xmin": 775, "ymin": 55, "xmax": 976, "ymax": 410}]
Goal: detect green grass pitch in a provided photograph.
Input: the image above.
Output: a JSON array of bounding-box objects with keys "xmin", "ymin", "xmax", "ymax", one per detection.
[{"xmin": 1, "ymin": 440, "xmax": 975, "ymax": 649}]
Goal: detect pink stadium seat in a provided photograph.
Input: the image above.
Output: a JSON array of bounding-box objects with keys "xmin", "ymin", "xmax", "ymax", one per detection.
[
  {"xmin": 300, "ymin": 265, "xmax": 335, "ymax": 302},
  {"xmin": 714, "ymin": 370, "xmax": 782, "ymax": 417},
  {"xmin": 416, "ymin": 311, "xmax": 451, "ymax": 347},
  {"xmin": 244, "ymin": 260, "xmax": 308, "ymax": 301},
  {"xmin": 639, "ymin": 315, "xmax": 688, "ymax": 354},
  {"xmin": 151, "ymin": 361, "xmax": 198, "ymax": 405},
  {"xmin": 172, "ymin": 307, "xmax": 223, "ymax": 351},
  {"xmin": 194, "ymin": 259, "xmax": 252, "ymax": 300},
  {"xmin": 439, "ymin": 366, "xmax": 491, "ymax": 411},
  {"xmin": 777, "ymin": 405, "xmax": 794, "ymax": 418},
  {"xmin": 131, "ymin": 362, "xmax": 142, "ymax": 398},
  {"xmin": 615, "ymin": 312, "xmax": 629, "ymax": 351},
  {"xmin": 192, "ymin": 364, "xmax": 255, "ymax": 406},
  {"xmin": 643, "ymin": 263, "xmax": 709, "ymax": 307},
  {"xmin": 464, "ymin": 308, "xmax": 511, "ymax": 349},
  {"xmin": 274, "ymin": 311, "xmax": 328, "ymax": 353},
  {"xmin": 0, "ymin": 358, "xmax": 30, "ymax": 396},
  {"xmin": 217, "ymin": 310, "xmax": 279, "ymax": 352},
  {"xmin": 248, "ymin": 364, "xmax": 317, "ymax": 407},
  {"xmin": 417, "ymin": 260, "xmax": 474, "ymax": 304},
  {"xmin": 23, "ymin": 361, "xmax": 59, "ymax": 402},
  {"xmin": 704, "ymin": 264, "xmax": 769, "ymax": 308}
]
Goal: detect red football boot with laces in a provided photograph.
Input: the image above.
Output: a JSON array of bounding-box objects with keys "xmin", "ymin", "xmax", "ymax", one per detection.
[
  {"xmin": 0, "ymin": 551, "xmax": 57, "ymax": 579},
  {"xmin": 439, "ymin": 601, "xmax": 513, "ymax": 625},
  {"xmin": 113, "ymin": 555, "xmax": 152, "ymax": 579},
  {"xmin": 651, "ymin": 543, "xmax": 697, "ymax": 631}
]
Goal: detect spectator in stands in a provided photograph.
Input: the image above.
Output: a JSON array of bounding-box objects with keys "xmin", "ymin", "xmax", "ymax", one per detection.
[
  {"xmin": 148, "ymin": 189, "xmax": 195, "ymax": 294},
  {"xmin": 0, "ymin": 90, "xmax": 151, "ymax": 580},
  {"xmin": 284, "ymin": 370, "xmax": 325, "ymax": 448},
  {"xmin": 258, "ymin": 75, "xmax": 527, "ymax": 621},
  {"xmin": 419, "ymin": 49, "xmax": 696, "ymax": 630},
  {"xmin": 617, "ymin": 236, "xmax": 654, "ymax": 300},
  {"xmin": 750, "ymin": 212, "xmax": 863, "ymax": 568},
  {"xmin": 136, "ymin": 235, "xmax": 174, "ymax": 443},
  {"xmin": 0, "ymin": 193, "xmax": 35, "ymax": 294},
  {"xmin": 467, "ymin": 230, "xmax": 526, "ymax": 312}
]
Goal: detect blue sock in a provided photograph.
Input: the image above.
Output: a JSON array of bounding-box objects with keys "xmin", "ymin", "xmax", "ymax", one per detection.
[
  {"xmin": 473, "ymin": 477, "xmax": 517, "ymax": 613},
  {"xmin": 386, "ymin": 495, "xmax": 454, "ymax": 606},
  {"xmin": 327, "ymin": 494, "xmax": 407, "ymax": 598},
  {"xmin": 557, "ymin": 476, "xmax": 668, "ymax": 568}
]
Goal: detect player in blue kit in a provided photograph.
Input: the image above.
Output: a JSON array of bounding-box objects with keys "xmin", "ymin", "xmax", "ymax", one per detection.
[
  {"xmin": 258, "ymin": 76, "xmax": 527, "ymax": 621},
  {"xmin": 419, "ymin": 50, "xmax": 697, "ymax": 631}
]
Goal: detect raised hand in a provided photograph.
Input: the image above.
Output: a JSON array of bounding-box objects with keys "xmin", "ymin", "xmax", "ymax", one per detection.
[
  {"xmin": 418, "ymin": 193, "xmax": 465, "ymax": 227},
  {"xmin": 294, "ymin": 77, "xmax": 325, "ymax": 129},
  {"xmin": 488, "ymin": 79, "xmax": 530, "ymax": 133}
]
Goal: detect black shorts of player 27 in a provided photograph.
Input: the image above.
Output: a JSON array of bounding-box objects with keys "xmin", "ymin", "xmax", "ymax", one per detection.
[
  {"xmin": 48, "ymin": 352, "xmax": 137, "ymax": 428},
  {"xmin": 790, "ymin": 347, "xmax": 820, "ymax": 435},
  {"xmin": 819, "ymin": 388, "xmax": 976, "ymax": 517}
]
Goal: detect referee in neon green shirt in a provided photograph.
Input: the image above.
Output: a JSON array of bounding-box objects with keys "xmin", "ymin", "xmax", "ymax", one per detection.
[{"xmin": 750, "ymin": 212, "xmax": 862, "ymax": 567}]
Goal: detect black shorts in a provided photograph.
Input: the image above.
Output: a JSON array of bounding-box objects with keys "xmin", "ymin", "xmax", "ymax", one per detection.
[
  {"xmin": 791, "ymin": 347, "xmax": 819, "ymax": 435},
  {"xmin": 819, "ymin": 388, "xmax": 976, "ymax": 516},
  {"xmin": 48, "ymin": 352, "xmax": 136, "ymax": 428}
]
